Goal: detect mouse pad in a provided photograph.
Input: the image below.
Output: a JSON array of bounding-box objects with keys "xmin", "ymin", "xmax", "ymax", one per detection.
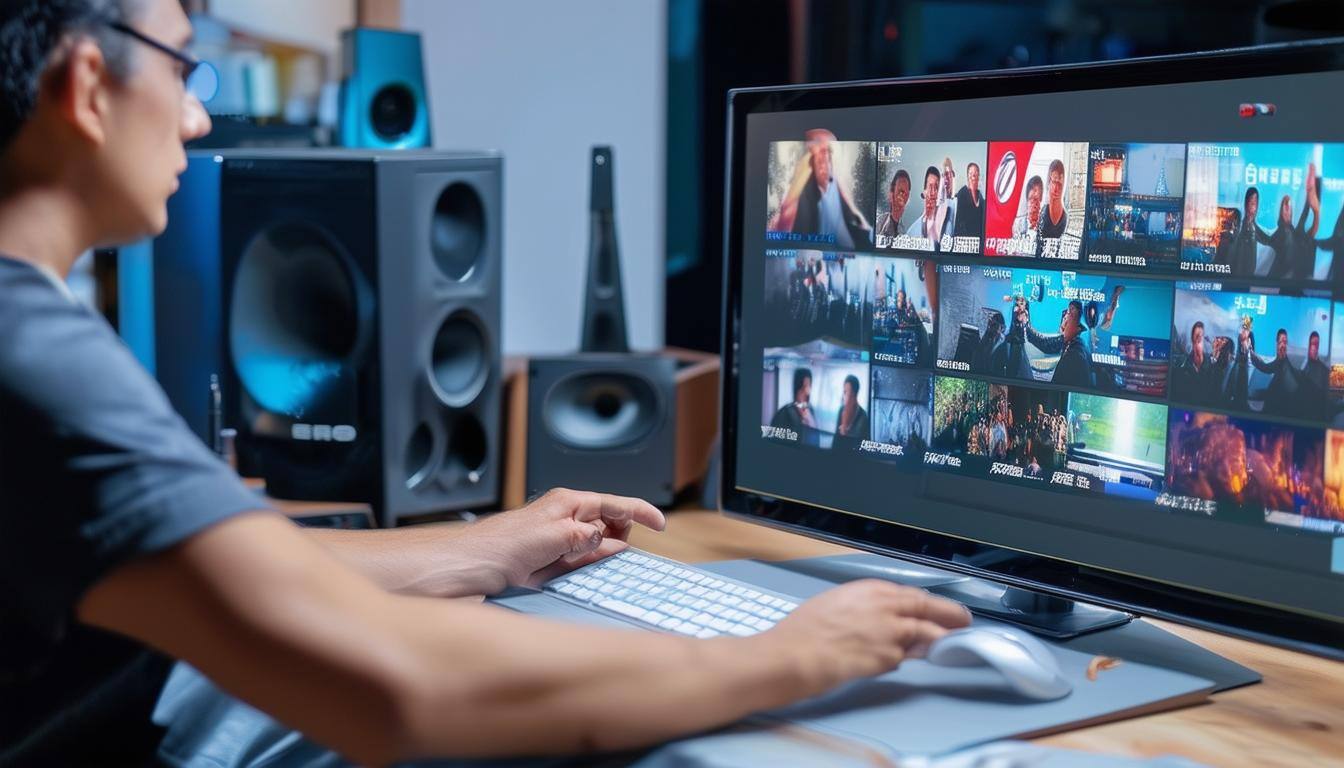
[
  {"xmin": 699, "ymin": 559, "xmax": 1216, "ymax": 757},
  {"xmin": 492, "ymin": 558, "xmax": 1216, "ymax": 759}
]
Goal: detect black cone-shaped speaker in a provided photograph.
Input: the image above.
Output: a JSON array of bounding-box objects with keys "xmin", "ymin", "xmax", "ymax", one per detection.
[{"xmin": 527, "ymin": 354, "xmax": 677, "ymax": 504}]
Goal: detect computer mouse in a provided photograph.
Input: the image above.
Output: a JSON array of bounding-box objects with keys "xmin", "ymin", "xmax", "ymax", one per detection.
[{"xmin": 925, "ymin": 626, "xmax": 1073, "ymax": 701}]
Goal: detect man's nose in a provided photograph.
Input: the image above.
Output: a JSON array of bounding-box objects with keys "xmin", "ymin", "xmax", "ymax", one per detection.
[{"xmin": 182, "ymin": 95, "xmax": 213, "ymax": 142}]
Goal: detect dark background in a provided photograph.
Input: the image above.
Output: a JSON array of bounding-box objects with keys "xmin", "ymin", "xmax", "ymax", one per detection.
[{"xmin": 665, "ymin": 0, "xmax": 1344, "ymax": 352}]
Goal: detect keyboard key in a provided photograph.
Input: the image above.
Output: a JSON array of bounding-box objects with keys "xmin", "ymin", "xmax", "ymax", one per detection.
[
  {"xmin": 696, "ymin": 628, "xmax": 718, "ymax": 639},
  {"xmin": 598, "ymin": 599, "xmax": 647, "ymax": 621},
  {"xmin": 692, "ymin": 612, "xmax": 716, "ymax": 626},
  {"xmin": 728, "ymin": 624, "xmax": 756, "ymax": 637}
]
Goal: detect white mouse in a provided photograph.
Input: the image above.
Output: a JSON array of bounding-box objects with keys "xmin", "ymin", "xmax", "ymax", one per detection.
[{"xmin": 925, "ymin": 626, "xmax": 1073, "ymax": 701}]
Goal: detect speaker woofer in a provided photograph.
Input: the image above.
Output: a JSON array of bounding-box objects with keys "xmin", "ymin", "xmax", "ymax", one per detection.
[
  {"xmin": 430, "ymin": 183, "xmax": 486, "ymax": 282},
  {"xmin": 229, "ymin": 222, "xmax": 362, "ymax": 418},
  {"xmin": 370, "ymin": 83, "xmax": 416, "ymax": 140},
  {"xmin": 443, "ymin": 413, "xmax": 488, "ymax": 486},
  {"xmin": 404, "ymin": 422, "xmax": 435, "ymax": 490},
  {"xmin": 429, "ymin": 311, "xmax": 489, "ymax": 407},
  {"xmin": 544, "ymin": 372, "xmax": 662, "ymax": 450}
]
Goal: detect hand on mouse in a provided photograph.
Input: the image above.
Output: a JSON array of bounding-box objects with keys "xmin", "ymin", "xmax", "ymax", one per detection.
[{"xmin": 761, "ymin": 579, "xmax": 971, "ymax": 696}]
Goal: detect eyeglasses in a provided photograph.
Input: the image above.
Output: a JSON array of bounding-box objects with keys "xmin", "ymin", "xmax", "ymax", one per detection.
[{"xmin": 104, "ymin": 21, "xmax": 219, "ymax": 104}]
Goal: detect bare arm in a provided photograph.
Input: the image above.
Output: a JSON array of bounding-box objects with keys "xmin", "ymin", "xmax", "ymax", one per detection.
[{"xmin": 78, "ymin": 511, "xmax": 968, "ymax": 765}]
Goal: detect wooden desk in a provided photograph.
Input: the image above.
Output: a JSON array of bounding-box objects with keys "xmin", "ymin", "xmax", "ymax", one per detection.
[{"xmin": 628, "ymin": 510, "xmax": 1344, "ymax": 768}]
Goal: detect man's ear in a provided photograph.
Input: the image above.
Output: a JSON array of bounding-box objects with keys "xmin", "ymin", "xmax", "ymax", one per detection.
[{"xmin": 48, "ymin": 37, "xmax": 111, "ymax": 148}]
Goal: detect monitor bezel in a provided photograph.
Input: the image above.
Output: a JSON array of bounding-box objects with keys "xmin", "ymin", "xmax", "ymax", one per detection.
[{"xmin": 719, "ymin": 38, "xmax": 1344, "ymax": 659}]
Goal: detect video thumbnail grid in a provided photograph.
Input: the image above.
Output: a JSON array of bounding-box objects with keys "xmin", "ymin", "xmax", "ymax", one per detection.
[{"xmin": 765, "ymin": 131, "xmax": 1344, "ymax": 284}]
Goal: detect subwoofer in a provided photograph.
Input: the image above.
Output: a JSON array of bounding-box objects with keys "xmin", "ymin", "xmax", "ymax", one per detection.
[
  {"xmin": 221, "ymin": 150, "xmax": 501, "ymax": 526},
  {"xmin": 338, "ymin": 28, "xmax": 432, "ymax": 149},
  {"xmin": 522, "ymin": 351, "xmax": 719, "ymax": 506}
]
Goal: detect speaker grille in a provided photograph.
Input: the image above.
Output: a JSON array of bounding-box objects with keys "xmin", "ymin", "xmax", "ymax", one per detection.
[
  {"xmin": 544, "ymin": 371, "xmax": 663, "ymax": 450},
  {"xmin": 229, "ymin": 222, "xmax": 363, "ymax": 421},
  {"xmin": 431, "ymin": 183, "xmax": 486, "ymax": 281}
]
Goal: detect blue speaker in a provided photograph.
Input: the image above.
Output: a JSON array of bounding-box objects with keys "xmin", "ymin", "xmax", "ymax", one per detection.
[{"xmin": 338, "ymin": 28, "xmax": 433, "ymax": 149}]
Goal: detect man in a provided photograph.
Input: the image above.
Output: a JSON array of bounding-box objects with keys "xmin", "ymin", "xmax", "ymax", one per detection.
[
  {"xmin": 1011, "ymin": 175, "xmax": 1044, "ymax": 246},
  {"xmin": 1016, "ymin": 298, "xmax": 1093, "ymax": 389},
  {"xmin": 1038, "ymin": 159, "xmax": 1069, "ymax": 246},
  {"xmin": 970, "ymin": 309, "xmax": 1008, "ymax": 376},
  {"xmin": 939, "ymin": 156, "xmax": 958, "ymax": 235},
  {"xmin": 1263, "ymin": 170, "xmax": 1320, "ymax": 279},
  {"xmin": 1230, "ymin": 187, "xmax": 1271, "ymax": 277},
  {"xmin": 834, "ymin": 374, "xmax": 870, "ymax": 449},
  {"xmin": 953, "ymin": 161, "xmax": 984, "ymax": 239},
  {"xmin": 1171, "ymin": 321, "xmax": 1230, "ymax": 406},
  {"xmin": 771, "ymin": 368, "xmax": 821, "ymax": 446},
  {"xmin": 1301, "ymin": 330, "xmax": 1330, "ymax": 418},
  {"xmin": 907, "ymin": 165, "xmax": 951, "ymax": 251},
  {"xmin": 771, "ymin": 128, "xmax": 874, "ymax": 249},
  {"xmin": 1249, "ymin": 328, "xmax": 1302, "ymax": 417},
  {"xmin": 0, "ymin": 3, "xmax": 968, "ymax": 766},
  {"xmin": 875, "ymin": 168, "xmax": 910, "ymax": 239}
]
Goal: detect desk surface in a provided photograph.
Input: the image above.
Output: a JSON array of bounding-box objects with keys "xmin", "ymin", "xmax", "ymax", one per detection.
[{"xmin": 628, "ymin": 510, "xmax": 1344, "ymax": 768}]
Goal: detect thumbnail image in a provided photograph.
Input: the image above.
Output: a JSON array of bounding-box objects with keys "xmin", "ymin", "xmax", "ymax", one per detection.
[
  {"xmin": 1084, "ymin": 143, "xmax": 1186, "ymax": 271},
  {"xmin": 1316, "ymin": 431, "xmax": 1344, "ymax": 531},
  {"xmin": 1169, "ymin": 286, "xmax": 1332, "ymax": 420},
  {"xmin": 1065, "ymin": 393, "xmax": 1168, "ymax": 501},
  {"xmin": 862, "ymin": 367, "xmax": 932, "ymax": 462},
  {"xmin": 875, "ymin": 141, "xmax": 987, "ymax": 254},
  {"xmin": 1165, "ymin": 409, "xmax": 1324, "ymax": 521},
  {"xmin": 762, "ymin": 340, "xmax": 870, "ymax": 450},
  {"xmin": 937, "ymin": 265, "xmax": 1172, "ymax": 395},
  {"xmin": 870, "ymin": 256, "xmax": 938, "ymax": 367},
  {"xmin": 984, "ymin": 141, "xmax": 1089, "ymax": 260},
  {"xmin": 762, "ymin": 250, "xmax": 875, "ymax": 350},
  {"xmin": 766, "ymin": 131, "xmax": 876, "ymax": 250},
  {"xmin": 931, "ymin": 377, "xmax": 1068, "ymax": 481},
  {"xmin": 1181, "ymin": 142, "xmax": 1344, "ymax": 280},
  {"xmin": 1332, "ymin": 303, "xmax": 1344, "ymax": 426}
]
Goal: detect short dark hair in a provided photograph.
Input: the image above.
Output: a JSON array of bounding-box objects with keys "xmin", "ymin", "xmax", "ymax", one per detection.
[
  {"xmin": 1244, "ymin": 186, "xmax": 1259, "ymax": 207},
  {"xmin": 923, "ymin": 165, "xmax": 939, "ymax": 190},
  {"xmin": 967, "ymin": 162, "xmax": 980, "ymax": 175},
  {"xmin": 792, "ymin": 368, "xmax": 812, "ymax": 398},
  {"xmin": 1025, "ymin": 175, "xmax": 1044, "ymax": 197},
  {"xmin": 1277, "ymin": 328, "xmax": 1288, "ymax": 341},
  {"xmin": 0, "ymin": 0, "xmax": 143, "ymax": 155},
  {"xmin": 1310, "ymin": 330, "xmax": 1321, "ymax": 343},
  {"xmin": 890, "ymin": 168, "xmax": 910, "ymax": 191},
  {"xmin": 843, "ymin": 374, "xmax": 860, "ymax": 396},
  {"xmin": 1048, "ymin": 159, "xmax": 1065, "ymax": 180}
]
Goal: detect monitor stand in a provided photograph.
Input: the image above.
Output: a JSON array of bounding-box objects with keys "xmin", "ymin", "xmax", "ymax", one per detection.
[{"xmin": 779, "ymin": 553, "xmax": 1131, "ymax": 638}]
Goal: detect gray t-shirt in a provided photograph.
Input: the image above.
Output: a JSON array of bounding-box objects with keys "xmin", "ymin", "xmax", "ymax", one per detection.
[{"xmin": 0, "ymin": 255, "xmax": 265, "ymax": 765}]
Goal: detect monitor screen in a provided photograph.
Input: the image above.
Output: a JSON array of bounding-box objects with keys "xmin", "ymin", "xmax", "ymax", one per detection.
[{"xmin": 724, "ymin": 42, "xmax": 1344, "ymax": 655}]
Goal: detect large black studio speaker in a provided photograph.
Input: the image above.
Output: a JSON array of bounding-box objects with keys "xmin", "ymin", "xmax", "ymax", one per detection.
[{"xmin": 222, "ymin": 150, "xmax": 501, "ymax": 526}]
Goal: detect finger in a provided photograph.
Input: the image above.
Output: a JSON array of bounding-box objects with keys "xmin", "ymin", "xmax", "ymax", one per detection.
[
  {"xmin": 563, "ymin": 520, "xmax": 605, "ymax": 556},
  {"xmin": 572, "ymin": 492, "xmax": 666, "ymax": 536},
  {"xmin": 895, "ymin": 619, "xmax": 954, "ymax": 659},
  {"xmin": 883, "ymin": 587, "xmax": 972, "ymax": 629},
  {"xmin": 531, "ymin": 538, "xmax": 629, "ymax": 585}
]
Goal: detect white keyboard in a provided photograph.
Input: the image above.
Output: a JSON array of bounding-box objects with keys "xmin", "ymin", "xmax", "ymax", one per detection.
[{"xmin": 544, "ymin": 548, "xmax": 801, "ymax": 638}]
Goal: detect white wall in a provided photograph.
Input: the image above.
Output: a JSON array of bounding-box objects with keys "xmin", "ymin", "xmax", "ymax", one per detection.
[
  {"xmin": 208, "ymin": 0, "xmax": 353, "ymax": 53},
  {"xmin": 402, "ymin": 0, "xmax": 666, "ymax": 355}
]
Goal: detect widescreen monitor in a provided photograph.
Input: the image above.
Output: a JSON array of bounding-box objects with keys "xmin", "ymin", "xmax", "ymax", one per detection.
[{"xmin": 721, "ymin": 39, "xmax": 1344, "ymax": 658}]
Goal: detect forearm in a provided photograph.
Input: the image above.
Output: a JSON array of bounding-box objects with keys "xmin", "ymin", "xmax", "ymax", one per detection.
[
  {"xmin": 388, "ymin": 601, "xmax": 810, "ymax": 758},
  {"xmin": 307, "ymin": 524, "xmax": 506, "ymax": 598}
]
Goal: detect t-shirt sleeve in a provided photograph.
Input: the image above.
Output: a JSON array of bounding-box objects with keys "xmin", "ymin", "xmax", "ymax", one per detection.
[{"xmin": 0, "ymin": 264, "xmax": 268, "ymax": 644}]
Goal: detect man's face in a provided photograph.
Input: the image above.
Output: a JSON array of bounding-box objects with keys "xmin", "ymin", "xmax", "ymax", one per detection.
[
  {"xmin": 923, "ymin": 173, "xmax": 938, "ymax": 215},
  {"xmin": 1027, "ymin": 185, "xmax": 1043, "ymax": 224},
  {"xmin": 1280, "ymin": 195, "xmax": 1293, "ymax": 225},
  {"xmin": 889, "ymin": 177, "xmax": 910, "ymax": 223},
  {"xmin": 895, "ymin": 289, "xmax": 906, "ymax": 309},
  {"xmin": 1060, "ymin": 305, "xmax": 1082, "ymax": 340},
  {"xmin": 968, "ymin": 165, "xmax": 980, "ymax": 195},
  {"xmin": 1277, "ymin": 332, "xmax": 1288, "ymax": 359},
  {"xmin": 1246, "ymin": 191, "xmax": 1259, "ymax": 221},
  {"xmin": 843, "ymin": 381, "xmax": 857, "ymax": 407},
  {"xmin": 798, "ymin": 377, "xmax": 812, "ymax": 403},
  {"xmin": 98, "ymin": 0, "xmax": 212, "ymax": 239},
  {"xmin": 1192, "ymin": 326, "xmax": 1205, "ymax": 363},
  {"xmin": 808, "ymin": 140, "xmax": 832, "ymax": 188},
  {"xmin": 942, "ymin": 162, "xmax": 955, "ymax": 197},
  {"xmin": 1310, "ymin": 335, "xmax": 1320, "ymax": 360},
  {"xmin": 1048, "ymin": 169, "xmax": 1065, "ymax": 205}
]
